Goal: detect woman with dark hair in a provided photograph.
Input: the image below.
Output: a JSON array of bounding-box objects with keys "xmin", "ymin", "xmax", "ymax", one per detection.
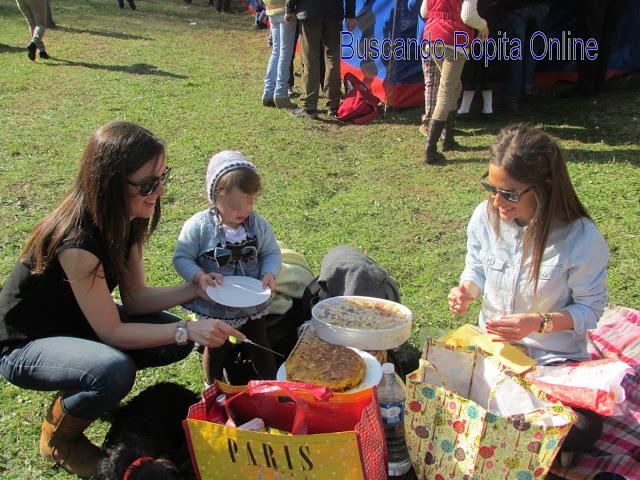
[
  {"xmin": 0, "ymin": 121, "xmax": 244, "ymax": 478},
  {"xmin": 448, "ymin": 123, "xmax": 609, "ymax": 365}
]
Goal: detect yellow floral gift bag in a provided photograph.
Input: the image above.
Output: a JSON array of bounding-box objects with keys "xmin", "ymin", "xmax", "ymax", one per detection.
[{"xmin": 404, "ymin": 340, "xmax": 576, "ymax": 480}]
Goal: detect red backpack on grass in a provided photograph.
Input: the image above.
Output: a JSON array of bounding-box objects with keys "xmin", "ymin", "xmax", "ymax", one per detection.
[{"xmin": 337, "ymin": 73, "xmax": 381, "ymax": 124}]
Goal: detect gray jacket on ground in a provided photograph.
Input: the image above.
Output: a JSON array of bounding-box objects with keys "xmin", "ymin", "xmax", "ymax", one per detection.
[{"xmin": 318, "ymin": 246, "xmax": 400, "ymax": 302}]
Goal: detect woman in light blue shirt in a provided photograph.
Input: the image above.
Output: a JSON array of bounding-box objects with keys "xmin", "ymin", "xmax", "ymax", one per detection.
[{"xmin": 448, "ymin": 123, "xmax": 609, "ymax": 366}]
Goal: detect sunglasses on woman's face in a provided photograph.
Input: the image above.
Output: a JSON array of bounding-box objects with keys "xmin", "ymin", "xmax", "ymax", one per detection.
[
  {"xmin": 480, "ymin": 172, "xmax": 534, "ymax": 203},
  {"xmin": 127, "ymin": 166, "xmax": 171, "ymax": 197}
]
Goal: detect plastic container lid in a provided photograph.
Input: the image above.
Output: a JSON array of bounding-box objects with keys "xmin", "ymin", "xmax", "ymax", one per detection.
[
  {"xmin": 382, "ymin": 363, "xmax": 395, "ymax": 375},
  {"xmin": 311, "ymin": 296, "xmax": 413, "ymax": 350}
]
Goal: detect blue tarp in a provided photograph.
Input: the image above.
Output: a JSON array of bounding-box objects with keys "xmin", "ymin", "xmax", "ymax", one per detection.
[{"xmin": 339, "ymin": 0, "xmax": 640, "ymax": 107}]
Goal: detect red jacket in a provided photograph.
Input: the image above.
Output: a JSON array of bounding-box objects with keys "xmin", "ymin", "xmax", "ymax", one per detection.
[{"xmin": 422, "ymin": 0, "xmax": 475, "ymax": 47}]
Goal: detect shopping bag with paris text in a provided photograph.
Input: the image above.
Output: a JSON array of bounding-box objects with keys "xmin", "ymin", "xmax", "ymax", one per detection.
[
  {"xmin": 183, "ymin": 380, "xmax": 387, "ymax": 480},
  {"xmin": 404, "ymin": 339, "xmax": 576, "ymax": 480}
]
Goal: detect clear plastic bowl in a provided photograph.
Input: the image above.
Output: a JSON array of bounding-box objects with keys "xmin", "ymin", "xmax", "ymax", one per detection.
[{"xmin": 311, "ymin": 296, "xmax": 413, "ymax": 350}]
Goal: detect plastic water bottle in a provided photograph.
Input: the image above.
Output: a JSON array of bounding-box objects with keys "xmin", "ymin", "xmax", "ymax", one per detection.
[{"xmin": 378, "ymin": 362, "xmax": 411, "ymax": 477}]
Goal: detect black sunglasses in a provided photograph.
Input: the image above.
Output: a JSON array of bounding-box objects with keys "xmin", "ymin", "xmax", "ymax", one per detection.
[
  {"xmin": 127, "ymin": 166, "xmax": 171, "ymax": 197},
  {"xmin": 480, "ymin": 172, "xmax": 535, "ymax": 203}
]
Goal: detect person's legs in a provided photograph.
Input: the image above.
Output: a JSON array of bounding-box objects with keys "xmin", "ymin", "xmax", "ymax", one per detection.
[
  {"xmin": 1, "ymin": 337, "xmax": 136, "ymax": 418},
  {"xmin": 321, "ymin": 18, "xmax": 343, "ymax": 114},
  {"xmin": 46, "ymin": 0, "xmax": 55, "ymax": 28},
  {"xmin": 16, "ymin": 0, "xmax": 38, "ymax": 60},
  {"xmin": 298, "ymin": 19, "xmax": 322, "ymax": 112},
  {"xmin": 420, "ymin": 57, "xmax": 440, "ymax": 135},
  {"xmin": 523, "ymin": 5, "xmax": 549, "ymax": 94},
  {"xmin": 423, "ymin": 57, "xmax": 440, "ymax": 118},
  {"xmin": 481, "ymin": 90, "xmax": 493, "ymax": 114},
  {"xmin": 289, "ymin": 22, "xmax": 300, "ymax": 91},
  {"xmin": 425, "ymin": 47, "xmax": 464, "ymax": 164},
  {"xmin": 202, "ymin": 342, "xmax": 233, "ymax": 385},
  {"xmin": 263, "ymin": 14, "xmax": 283, "ymax": 106},
  {"xmin": 240, "ymin": 317, "xmax": 277, "ymax": 379},
  {"xmin": 593, "ymin": 0, "xmax": 625, "ymax": 93},
  {"xmin": 575, "ymin": 0, "xmax": 602, "ymax": 95},
  {"xmin": 425, "ymin": 51, "xmax": 446, "ymax": 164},
  {"xmin": 0, "ymin": 337, "xmax": 136, "ymax": 477},
  {"xmin": 503, "ymin": 9, "xmax": 526, "ymax": 109},
  {"xmin": 432, "ymin": 49, "xmax": 465, "ymax": 121},
  {"xmin": 457, "ymin": 90, "xmax": 475, "ymax": 114},
  {"xmin": 561, "ymin": 408, "xmax": 604, "ymax": 452},
  {"xmin": 274, "ymin": 15, "xmax": 297, "ymax": 106},
  {"xmin": 27, "ymin": 0, "xmax": 47, "ymax": 51}
]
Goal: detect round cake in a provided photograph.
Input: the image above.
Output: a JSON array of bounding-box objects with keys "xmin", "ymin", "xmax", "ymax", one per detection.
[{"xmin": 286, "ymin": 332, "xmax": 366, "ymax": 392}]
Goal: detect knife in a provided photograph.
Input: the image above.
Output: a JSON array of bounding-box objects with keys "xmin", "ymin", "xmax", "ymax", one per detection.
[{"xmin": 229, "ymin": 336, "xmax": 285, "ymax": 358}]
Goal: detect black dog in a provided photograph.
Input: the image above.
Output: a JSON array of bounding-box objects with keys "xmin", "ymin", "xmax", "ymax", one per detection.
[{"xmin": 99, "ymin": 382, "xmax": 200, "ymax": 480}]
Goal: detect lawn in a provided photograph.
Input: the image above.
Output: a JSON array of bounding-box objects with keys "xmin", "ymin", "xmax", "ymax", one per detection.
[{"xmin": 0, "ymin": 0, "xmax": 639, "ymax": 477}]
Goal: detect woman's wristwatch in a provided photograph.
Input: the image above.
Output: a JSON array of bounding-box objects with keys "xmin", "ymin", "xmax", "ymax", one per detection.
[
  {"xmin": 537, "ymin": 313, "xmax": 554, "ymax": 334},
  {"xmin": 174, "ymin": 319, "xmax": 190, "ymax": 345}
]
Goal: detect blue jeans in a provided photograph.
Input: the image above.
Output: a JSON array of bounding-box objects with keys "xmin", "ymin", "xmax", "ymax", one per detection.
[
  {"xmin": 263, "ymin": 13, "xmax": 296, "ymax": 100},
  {"xmin": 504, "ymin": 5, "xmax": 549, "ymax": 106},
  {"xmin": 0, "ymin": 308, "xmax": 193, "ymax": 420}
]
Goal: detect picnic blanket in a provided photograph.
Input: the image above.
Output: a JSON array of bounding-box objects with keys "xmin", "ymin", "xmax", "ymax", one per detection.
[{"xmin": 551, "ymin": 305, "xmax": 640, "ymax": 480}]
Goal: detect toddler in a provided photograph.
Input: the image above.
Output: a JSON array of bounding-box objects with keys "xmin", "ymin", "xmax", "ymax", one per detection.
[{"xmin": 173, "ymin": 151, "xmax": 281, "ymax": 384}]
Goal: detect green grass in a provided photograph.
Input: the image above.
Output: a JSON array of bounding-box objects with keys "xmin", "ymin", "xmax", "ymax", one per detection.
[{"xmin": 1, "ymin": 0, "xmax": 639, "ymax": 477}]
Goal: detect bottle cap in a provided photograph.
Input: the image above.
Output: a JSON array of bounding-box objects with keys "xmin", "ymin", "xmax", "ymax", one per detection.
[{"xmin": 382, "ymin": 362, "xmax": 395, "ymax": 375}]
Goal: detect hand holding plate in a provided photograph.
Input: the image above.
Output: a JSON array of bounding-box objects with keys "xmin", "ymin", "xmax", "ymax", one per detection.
[
  {"xmin": 193, "ymin": 271, "xmax": 224, "ymax": 302},
  {"xmin": 262, "ymin": 272, "xmax": 276, "ymax": 291}
]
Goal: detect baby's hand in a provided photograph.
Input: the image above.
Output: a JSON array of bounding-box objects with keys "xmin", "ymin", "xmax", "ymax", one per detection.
[
  {"xmin": 262, "ymin": 272, "xmax": 276, "ymax": 291},
  {"xmin": 194, "ymin": 271, "xmax": 224, "ymax": 297}
]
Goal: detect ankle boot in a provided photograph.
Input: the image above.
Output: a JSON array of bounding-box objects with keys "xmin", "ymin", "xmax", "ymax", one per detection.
[
  {"xmin": 39, "ymin": 392, "xmax": 104, "ymax": 478},
  {"xmin": 442, "ymin": 110, "xmax": 461, "ymax": 151},
  {"xmin": 27, "ymin": 42, "xmax": 37, "ymax": 61},
  {"xmin": 424, "ymin": 119, "xmax": 446, "ymax": 165}
]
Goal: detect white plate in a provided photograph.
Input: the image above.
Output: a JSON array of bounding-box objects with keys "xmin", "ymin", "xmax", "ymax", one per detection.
[
  {"xmin": 276, "ymin": 347, "xmax": 382, "ymax": 393},
  {"xmin": 206, "ymin": 276, "xmax": 271, "ymax": 308}
]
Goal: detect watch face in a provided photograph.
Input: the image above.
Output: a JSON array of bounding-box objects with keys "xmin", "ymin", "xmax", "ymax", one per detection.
[{"xmin": 175, "ymin": 327, "xmax": 189, "ymax": 344}]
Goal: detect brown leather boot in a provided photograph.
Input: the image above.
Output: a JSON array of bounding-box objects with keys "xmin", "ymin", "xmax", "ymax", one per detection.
[{"xmin": 39, "ymin": 392, "xmax": 104, "ymax": 478}]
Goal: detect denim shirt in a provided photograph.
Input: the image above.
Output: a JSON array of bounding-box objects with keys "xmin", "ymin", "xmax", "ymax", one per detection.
[
  {"xmin": 173, "ymin": 210, "xmax": 281, "ymax": 319},
  {"xmin": 461, "ymin": 201, "xmax": 609, "ymax": 365}
]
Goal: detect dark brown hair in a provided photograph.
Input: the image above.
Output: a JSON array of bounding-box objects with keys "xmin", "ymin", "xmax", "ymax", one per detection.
[
  {"xmin": 488, "ymin": 124, "xmax": 590, "ymax": 291},
  {"xmin": 21, "ymin": 121, "xmax": 165, "ymax": 284},
  {"xmin": 214, "ymin": 168, "xmax": 261, "ymax": 197}
]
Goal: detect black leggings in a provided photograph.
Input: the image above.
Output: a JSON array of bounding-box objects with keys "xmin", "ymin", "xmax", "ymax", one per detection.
[
  {"xmin": 202, "ymin": 317, "xmax": 277, "ymax": 384},
  {"xmin": 561, "ymin": 407, "xmax": 604, "ymax": 453}
]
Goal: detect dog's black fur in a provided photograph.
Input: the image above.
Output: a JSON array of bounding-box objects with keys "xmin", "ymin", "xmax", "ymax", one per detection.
[{"xmin": 99, "ymin": 382, "xmax": 200, "ymax": 480}]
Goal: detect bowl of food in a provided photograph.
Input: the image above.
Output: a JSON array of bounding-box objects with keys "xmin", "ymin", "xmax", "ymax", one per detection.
[{"xmin": 311, "ymin": 296, "xmax": 412, "ymax": 350}]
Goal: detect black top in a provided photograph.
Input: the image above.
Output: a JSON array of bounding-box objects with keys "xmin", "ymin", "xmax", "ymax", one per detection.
[
  {"xmin": 285, "ymin": 0, "xmax": 356, "ymax": 21},
  {"xmin": 0, "ymin": 226, "xmax": 118, "ymax": 354}
]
